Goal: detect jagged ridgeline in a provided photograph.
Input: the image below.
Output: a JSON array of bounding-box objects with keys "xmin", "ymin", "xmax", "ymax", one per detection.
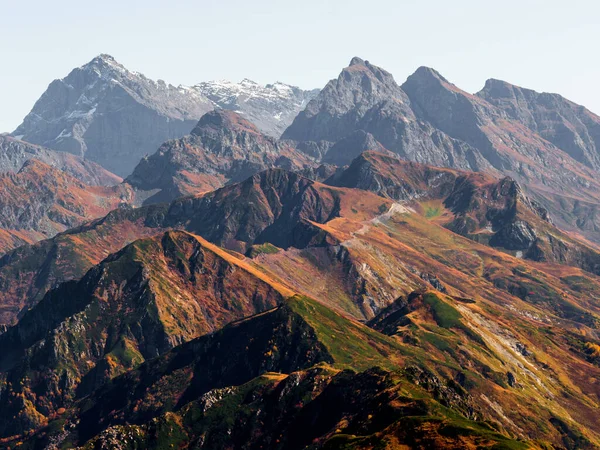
[
  {"xmin": 12, "ymin": 54, "xmax": 318, "ymax": 176},
  {"xmin": 2, "ymin": 54, "xmax": 600, "ymax": 449},
  {"xmin": 2, "ymin": 161, "xmax": 600, "ymax": 448}
]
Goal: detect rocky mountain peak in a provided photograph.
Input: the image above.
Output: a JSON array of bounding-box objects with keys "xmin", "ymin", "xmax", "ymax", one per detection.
[
  {"xmin": 341, "ymin": 56, "xmax": 397, "ymax": 86},
  {"xmin": 282, "ymin": 58, "xmax": 405, "ymax": 142},
  {"xmin": 480, "ymin": 78, "xmax": 516, "ymax": 95},
  {"xmin": 0, "ymin": 135, "xmax": 121, "ymax": 186},
  {"xmin": 194, "ymin": 78, "xmax": 319, "ymax": 138},
  {"xmin": 477, "ymin": 78, "xmax": 600, "ymax": 170},
  {"xmin": 409, "ymin": 66, "xmax": 450, "ymax": 83},
  {"xmin": 16, "ymin": 157, "xmax": 49, "ymax": 174},
  {"xmin": 402, "ymin": 66, "xmax": 460, "ymax": 96},
  {"xmin": 82, "ymin": 53, "xmax": 127, "ymax": 74},
  {"xmin": 349, "ymin": 56, "xmax": 366, "ymax": 66},
  {"xmin": 192, "ymin": 109, "xmax": 261, "ymax": 136}
]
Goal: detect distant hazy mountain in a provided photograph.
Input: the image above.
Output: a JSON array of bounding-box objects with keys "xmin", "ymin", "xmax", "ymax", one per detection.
[
  {"xmin": 126, "ymin": 109, "xmax": 316, "ymax": 204},
  {"xmin": 196, "ymin": 78, "xmax": 318, "ymax": 138},
  {"xmin": 12, "ymin": 54, "xmax": 318, "ymax": 176},
  {"xmin": 12, "ymin": 54, "xmax": 212, "ymax": 176},
  {"xmin": 0, "ymin": 135, "xmax": 120, "ymax": 186},
  {"xmin": 0, "ymin": 157, "xmax": 133, "ymax": 254},
  {"xmin": 477, "ymin": 78, "xmax": 600, "ymax": 170}
]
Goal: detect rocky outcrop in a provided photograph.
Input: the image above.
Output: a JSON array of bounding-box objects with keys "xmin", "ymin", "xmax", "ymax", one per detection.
[
  {"xmin": 13, "ymin": 55, "xmax": 318, "ymax": 176},
  {"xmin": 329, "ymin": 151, "xmax": 458, "ymax": 201},
  {"xmin": 164, "ymin": 168, "xmax": 341, "ymax": 252},
  {"xmin": 0, "ymin": 159, "xmax": 133, "ymax": 253},
  {"xmin": 126, "ymin": 110, "xmax": 316, "ymax": 204},
  {"xmin": 0, "ymin": 135, "xmax": 120, "ymax": 186},
  {"xmin": 13, "ymin": 54, "xmax": 214, "ymax": 176},
  {"xmin": 284, "ymin": 58, "xmax": 600, "ymax": 244},
  {"xmin": 329, "ymin": 151, "xmax": 600, "ymax": 274},
  {"xmin": 282, "ymin": 57, "xmax": 486, "ymax": 170},
  {"xmin": 195, "ymin": 79, "xmax": 319, "ymax": 138},
  {"xmin": 0, "ymin": 168, "xmax": 347, "ymax": 325},
  {"xmin": 478, "ymin": 78, "xmax": 600, "ymax": 170}
]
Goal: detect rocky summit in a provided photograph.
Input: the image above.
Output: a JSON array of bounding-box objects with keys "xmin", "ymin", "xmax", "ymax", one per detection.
[
  {"xmin": 12, "ymin": 54, "xmax": 212, "ymax": 176},
  {"xmin": 12, "ymin": 55, "xmax": 318, "ymax": 176},
  {"xmin": 125, "ymin": 109, "xmax": 316, "ymax": 204},
  {"xmin": 284, "ymin": 57, "xmax": 600, "ymax": 245},
  {"xmin": 195, "ymin": 78, "xmax": 319, "ymax": 138},
  {"xmin": 3, "ymin": 53, "xmax": 600, "ymax": 449}
]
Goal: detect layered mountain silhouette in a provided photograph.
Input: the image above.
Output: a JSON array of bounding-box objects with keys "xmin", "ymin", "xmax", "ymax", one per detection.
[
  {"xmin": 0, "ymin": 135, "xmax": 120, "ymax": 186},
  {"xmin": 0, "ymin": 157, "xmax": 133, "ymax": 253},
  {"xmin": 12, "ymin": 55, "xmax": 317, "ymax": 176},
  {"xmin": 284, "ymin": 58, "xmax": 600, "ymax": 244},
  {"xmin": 3, "ymin": 55, "xmax": 600, "ymax": 449},
  {"xmin": 125, "ymin": 109, "xmax": 316, "ymax": 204},
  {"xmin": 3, "ymin": 166, "xmax": 600, "ymax": 447}
]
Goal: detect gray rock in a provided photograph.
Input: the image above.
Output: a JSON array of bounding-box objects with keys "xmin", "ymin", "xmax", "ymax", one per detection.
[
  {"xmin": 195, "ymin": 79, "xmax": 319, "ymax": 138},
  {"xmin": 478, "ymin": 79, "xmax": 600, "ymax": 170},
  {"xmin": 13, "ymin": 55, "xmax": 318, "ymax": 177},
  {"xmin": 0, "ymin": 135, "xmax": 120, "ymax": 186}
]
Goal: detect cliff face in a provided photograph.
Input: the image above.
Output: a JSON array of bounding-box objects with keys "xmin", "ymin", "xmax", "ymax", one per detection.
[
  {"xmin": 478, "ymin": 78, "xmax": 600, "ymax": 170},
  {"xmin": 12, "ymin": 55, "xmax": 213, "ymax": 176},
  {"xmin": 0, "ymin": 135, "xmax": 121, "ymax": 186},
  {"xmin": 12, "ymin": 55, "xmax": 319, "ymax": 177},
  {"xmin": 126, "ymin": 110, "xmax": 316, "ymax": 204},
  {"xmin": 0, "ymin": 158, "xmax": 133, "ymax": 254},
  {"xmin": 282, "ymin": 58, "xmax": 600, "ymax": 244}
]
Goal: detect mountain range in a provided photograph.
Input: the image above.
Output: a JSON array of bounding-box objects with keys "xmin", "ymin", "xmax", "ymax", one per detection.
[
  {"xmin": 1, "ymin": 55, "xmax": 600, "ymax": 449},
  {"xmin": 11, "ymin": 54, "xmax": 318, "ymax": 176}
]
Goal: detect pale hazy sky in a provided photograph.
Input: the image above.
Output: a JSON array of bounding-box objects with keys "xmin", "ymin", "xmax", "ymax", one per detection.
[{"xmin": 1, "ymin": 0, "xmax": 599, "ymax": 132}]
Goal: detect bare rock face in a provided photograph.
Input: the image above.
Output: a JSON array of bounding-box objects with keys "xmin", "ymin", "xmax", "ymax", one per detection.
[
  {"xmin": 125, "ymin": 110, "xmax": 316, "ymax": 204},
  {"xmin": 478, "ymin": 78, "xmax": 600, "ymax": 170},
  {"xmin": 0, "ymin": 158, "xmax": 134, "ymax": 254},
  {"xmin": 195, "ymin": 79, "xmax": 319, "ymax": 138},
  {"xmin": 13, "ymin": 55, "xmax": 319, "ymax": 177},
  {"xmin": 0, "ymin": 135, "xmax": 120, "ymax": 186},
  {"xmin": 12, "ymin": 54, "xmax": 213, "ymax": 177},
  {"xmin": 329, "ymin": 151, "xmax": 600, "ymax": 273},
  {"xmin": 283, "ymin": 58, "xmax": 487, "ymax": 170},
  {"xmin": 283, "ymin": 58, "xmax": 600, "ymax": 244}
]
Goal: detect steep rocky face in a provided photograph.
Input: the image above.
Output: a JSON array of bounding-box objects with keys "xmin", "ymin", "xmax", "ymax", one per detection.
[
  {"xmin": 329, "ymin": 152, "xmax": 600, "ymax": 273},
  {"xmin": 283, "ymin": 57, "xmax": 407, "ymax": 143},
  {"xmin": 0, "ymin": 230, "xmax": 286, "ymax": 437},
  {"xmin": 12, "ymin": 54, "xmax": 213, "ymax": 176},
  {"xmin": 125, "ymin": 110, "xmax": 316, "ymax": 204},
  {"xmin": 400, "ymin": 67, "xmax": 600, "ymax": 241},
  {"xmin": 0, "ymin": 135, "xmax": 121, "ymax": 186},
  {"xmin": 0, "ymin": 159, "xmax": 133, "ymax": 253},
  {"xmin": 322, "ymin": 129, "xmax": 389, "ymax": 165},
  {"xmin": 282, "ymin": 58, "xmax": 485, "ymax": 169},
  {"xmin": 330, "ymin": 151, "xmax": 459, "ymax": 201},
  {"xmin": 478, "ymin": 78, "xmax": 600, "ymax": 170},
  {"xmin": 195, "ymin": 79, "xmax": 319, "ymax": 138},
  {"xmin": 165, "ymin": 168, "xmax": 343, "ymax": 253},
  {"xmin": 0, "ymin": 169, "xmax": 367, "ymax": 325},
  {"xmin": 13, "ymin": 55, "xmax": 319, "ymax": 176},
  {"xmin": 284, "ymin": 58, "xmax": 600, "ymax": 244}
]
